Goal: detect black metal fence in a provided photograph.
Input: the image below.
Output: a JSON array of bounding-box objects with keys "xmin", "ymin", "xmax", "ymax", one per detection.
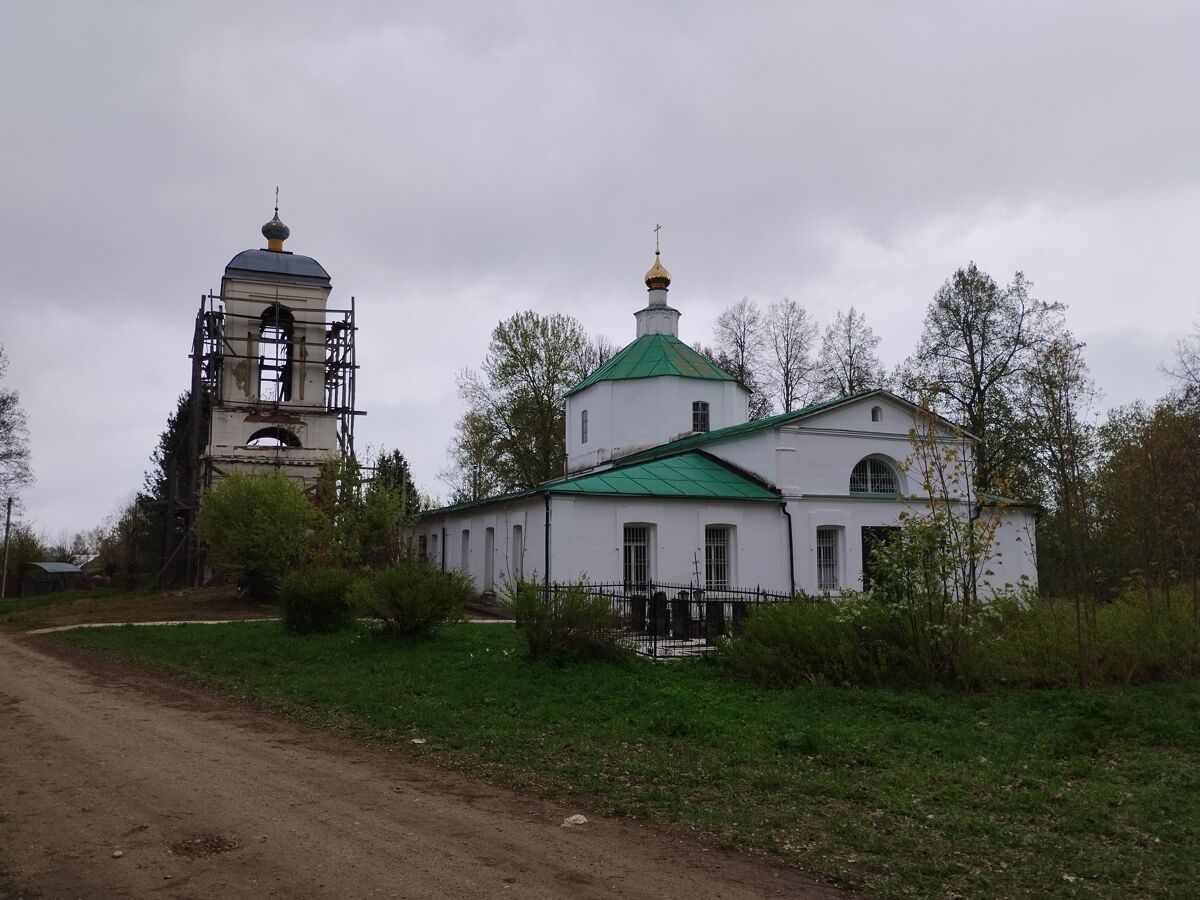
[{"xmin": 549, "ymin": 581, "xmax": 793, "ymax": 659}]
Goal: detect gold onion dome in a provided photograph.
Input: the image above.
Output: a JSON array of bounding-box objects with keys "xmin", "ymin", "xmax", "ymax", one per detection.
[{"xmin": 644, "ymin": 251, "xmax": 671, "ymax": 290}]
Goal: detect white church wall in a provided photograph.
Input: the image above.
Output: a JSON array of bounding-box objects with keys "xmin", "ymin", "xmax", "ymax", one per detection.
[{"xmin": 566, "ymin": 377, "xmax": 748, "ymax": 473}]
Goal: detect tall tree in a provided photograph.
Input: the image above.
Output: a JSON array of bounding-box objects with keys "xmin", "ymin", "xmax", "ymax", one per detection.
[
  {"xmin": 714, "ymin": 298, "xmax": 766, "ymax": 380},
  {"xmin": 815, "ymin": 306, "xmax": 884, "ymax": 399},
  {"xmin": 448, "ymin": 311, "xmax": 593, "ymax": 498},
  {"xmin": 0, "ymin": 345, "xmax": 32, "ymax": 496},
  {"xmin": 1169, "ymin": 316, "xmax": 1200, "ymax": 401},
  {"xmin": 1022, "ymin": 335, "xmax": 1097, "ymax": 599},
  {"xmin": 899, "ymin": 263, "xmax": 1063, "ymax": 496},
  {"xmin": 693, "ymin": 343, "xmax": 772, "ymax": 420},
  {"xmin": 708, "ymin": 298, "xmax": 771, "ymax": 418},
  {"xmin": 764, "ymin": 298, "xmax": 818, "ymax": 412}
]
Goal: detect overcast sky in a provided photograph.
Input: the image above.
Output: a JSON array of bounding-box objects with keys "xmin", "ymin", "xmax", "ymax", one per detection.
[{"xmin": 2, "ymin": 1, "xmax": 1197, "ymax": 540}]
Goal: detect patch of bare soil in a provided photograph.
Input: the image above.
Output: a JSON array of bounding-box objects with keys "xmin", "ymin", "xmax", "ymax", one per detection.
[
  {"xmin": 4, "ymin": 584, "xmax": 278, "ymax": 631},
  {"xmin": 0, "ymin": 630, "xmax": 850, "ymax": 899}
]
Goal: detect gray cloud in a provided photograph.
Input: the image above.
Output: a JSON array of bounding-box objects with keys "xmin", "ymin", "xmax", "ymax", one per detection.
[{"xmin": 1, "ymin": 1, "xmax": 1195, "ymax": 536}]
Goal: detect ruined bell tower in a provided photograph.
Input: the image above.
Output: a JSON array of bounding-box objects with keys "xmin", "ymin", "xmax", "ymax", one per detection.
[{"xmin": 192, "ymin": 206, "xmax": 359, "ymax": 488}]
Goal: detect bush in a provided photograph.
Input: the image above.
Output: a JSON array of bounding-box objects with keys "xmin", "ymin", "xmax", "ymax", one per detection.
[
  {"xmin": 281, "ymin": 567, "xmax": 356, "ymax": 635},
  {"xmin": 719, "ymin": 588, "xmax": 1200, "ymax": 691},
  {"xmin": 505, "ymin": 581, "xmax": 621, "ymax": 661},
  {"xmin": 717, "ymin": 593, "xmax": 924, "ymax": 688},
  {"xmin": 195, "ymin": 471, "xmax": 317, "ymax": 601},
  {"xmin": 351, "ymin": 563, "xmax": 471, "ymax": 637}
]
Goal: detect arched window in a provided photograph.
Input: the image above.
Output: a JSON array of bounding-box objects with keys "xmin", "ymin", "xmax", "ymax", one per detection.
[
  {"xmin": 259, "ymin": 305, "xmax": 295, "ymax": 402},
  {"xmin": 850, "ymin": 458, "xmax": 897, "ymax": 494},
  {"xmin": 246, "ymin": 427, "xmax": 301, "ymax": 448},
  {"xmin": 870, "ymin": 406, "xmax": 882, "ymax": 422}
]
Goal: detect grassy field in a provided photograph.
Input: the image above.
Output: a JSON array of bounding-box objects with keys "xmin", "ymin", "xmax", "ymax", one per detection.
[{"xmin": 54, "ymin": 620, "xmax": 1199, "ymax": 898}]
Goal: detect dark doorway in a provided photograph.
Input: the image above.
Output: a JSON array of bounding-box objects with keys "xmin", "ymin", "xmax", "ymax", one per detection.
[{"xmin": 861, "ymin": 526, "xmax": 900, "ymax": 591}]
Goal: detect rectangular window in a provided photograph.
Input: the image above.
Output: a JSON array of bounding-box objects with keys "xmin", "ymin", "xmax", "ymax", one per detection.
[
  {"xmin": 430, "ymin": 533, "xmax": 439, "ymax": 566},
  {"xmin": 581, "ymin": 409, "xmax": 589, "ymax": 444},
  {"xmin": 417, "ymin": 534, "xmax": 428, "ymax": 563},
  {"xmin": 623, "ymin": 525, "xmax": 650, "ymax": 590},
  {"xmin": 817, "ymin": 527, "xmax": 839, "ymax": 591},
  {"xmin": 705, "ymin": 526, "xmax": 731, "ymax": 589},
  {"xmin": 460, "ymin": 529, "xmax": 471, "ymax": 575},
  {"xmin": 692, "ymin": 401, "xmax": 710, "ymax": 433}
]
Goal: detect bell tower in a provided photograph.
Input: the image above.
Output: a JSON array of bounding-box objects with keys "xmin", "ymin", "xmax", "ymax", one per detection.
[{"xmin": 193, "ymin": 205, "xmax": 359, "ymax": 487}]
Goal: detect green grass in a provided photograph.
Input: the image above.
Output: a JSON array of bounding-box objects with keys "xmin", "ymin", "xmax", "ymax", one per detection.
[{"xmin": 54, "ymin": 621, "xmax": 1200, "ymax": 898}]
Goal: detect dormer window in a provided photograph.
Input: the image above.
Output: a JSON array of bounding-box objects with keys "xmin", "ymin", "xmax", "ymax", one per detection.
[
  {"xmin": 581, "ymin": 409, "xmax": 589, "ymax": 444},
  {"xmin": 693, "ymin": 401, "xmax": 710, "ymax": 433}
]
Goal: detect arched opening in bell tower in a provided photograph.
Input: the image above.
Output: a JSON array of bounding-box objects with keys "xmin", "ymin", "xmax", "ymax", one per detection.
[
  {"xmin": 246, "ymin": 426, "xmax": 302, "ymax": 448},
  {"xmin": 258, "ymin": 305, "xmax": 295, "ymax": 402}
]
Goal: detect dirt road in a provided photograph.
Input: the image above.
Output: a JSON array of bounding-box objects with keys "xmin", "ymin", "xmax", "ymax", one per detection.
[{"xmin": 0, "ymin": 630, "xmax": 845, "ymax": 899}]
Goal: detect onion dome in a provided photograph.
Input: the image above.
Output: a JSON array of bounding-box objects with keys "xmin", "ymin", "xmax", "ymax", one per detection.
[
  {"xmin": 262, "ymin": 209, "xmax": 290, "ymax": 251},
  {"xmin": 644, "ymin": 251, "xmax": 671, "ymax": 291}
]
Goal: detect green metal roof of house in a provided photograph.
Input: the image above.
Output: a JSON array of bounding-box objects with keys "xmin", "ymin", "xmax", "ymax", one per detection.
[
  {"xmin": 566, "ymin": 333, "xmax": 735, "ymax": 396},
  {"xmin": 422, "ymin": 451, "xmax": 778, "ymax": 516},
  {"xmin": 545, "ymin": 452, "xmax": 777, "ymax": 500}
]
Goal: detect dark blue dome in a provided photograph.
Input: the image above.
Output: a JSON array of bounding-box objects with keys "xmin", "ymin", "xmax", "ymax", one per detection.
[{"xmin": 262, "ymin": 212, "xmax": 290, "ymax": 242}]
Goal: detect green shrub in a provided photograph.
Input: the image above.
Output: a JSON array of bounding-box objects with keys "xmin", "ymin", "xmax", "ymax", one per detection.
[
  {"xmin": 717, "ymin": 592, "xmax": 928, "ymax": 687},
  {"xmin": 352, "ymin": 563, "xmax": 471, "ymax": 637},
  {"xmin": 195, "ymin": 471, "xmax": 317, "ymax": 601},
  {"xmin": 505, "ymin": 581, "xmax": 621, "ymax": 661},
  {"xmin": 280, "ymin": 567, "xmax": 356, "ymax": 635}
]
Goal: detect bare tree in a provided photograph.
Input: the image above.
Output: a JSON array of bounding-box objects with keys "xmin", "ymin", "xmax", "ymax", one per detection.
[
  {"xmin": 0, "ymin": 345, "xmax": 32, "ymax": 496},
  {"xmin": 815, "ymin": 306, "xmax": 884, "ymax": 399},
  {"xmin": 764, "ymin": 298, "xmax": 819, "ymax": 412},
  {"xmin": 1168, "ymin": 316, "xmax": 1200, "ymax": 400},
  {"xmin": 582, "ymin": 334, "xmax": 618, "ymax": 374},
  {"xmin": 713, "ymin": 298, "xmax": 766, "ymax": 379}
]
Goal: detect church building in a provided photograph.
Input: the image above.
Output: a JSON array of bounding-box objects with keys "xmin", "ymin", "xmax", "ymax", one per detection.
[{"xmin": 419, "ymin": 251, "xmax": 1038, "ymax": 598}]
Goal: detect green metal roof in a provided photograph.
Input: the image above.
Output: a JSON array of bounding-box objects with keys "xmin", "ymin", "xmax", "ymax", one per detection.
[
  {"xmin": 566, "ymin": 333, "xmax": 735, "ymax": 396},
  {"xmin": 546, "ymin": 452, "xmax": 777, "ymax": 500},
  {"xmin": 614, "ymin": 392, "xmax": 874, "ymax": 465},
  {"xmin": 422, "ymin": 451, "xmax": 778, "ymax": 516}
]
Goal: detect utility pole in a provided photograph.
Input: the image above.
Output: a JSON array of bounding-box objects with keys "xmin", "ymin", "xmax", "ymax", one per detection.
[{"xmin": 2, "ymin": 497, "xmax": 13, "ymax": 600}]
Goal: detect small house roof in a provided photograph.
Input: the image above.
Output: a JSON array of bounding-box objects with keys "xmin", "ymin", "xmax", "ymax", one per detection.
[{"xmin": 27, "ymin": 562, "xmax": 82, "ymax": 574}]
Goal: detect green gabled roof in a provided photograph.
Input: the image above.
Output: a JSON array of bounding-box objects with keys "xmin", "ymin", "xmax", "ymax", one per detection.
[
  {"xmin": 546, "ymin": 452, "xmax": 777, "ymax": 500},
  {"xmin": 566, "ymin": 333, "xmax": 735, "ymax": 396},
  {"xmin": 421, "ymin": 451, "xmax": 778, "ymax": 517},
  {"xmin": 614, "ymin": 391, "xmax": 878, "ymax": 465}
]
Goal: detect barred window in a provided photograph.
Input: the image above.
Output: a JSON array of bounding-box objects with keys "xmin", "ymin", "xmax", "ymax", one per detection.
[
  {"xmin": 705, "ymin": 526, "xmax": 731, "ymax": 589},
  {"xmin": 692, "ymin": 401, "xmax": 710, "ymax": 433},
  {"xmin": 623, "ymin": 525, "xmax": 650, "ymax": 589},
  {"xmin": 850, "ymin": 458, "xmax": 897, "ymax": 494},
  {"xmin": 512, "ymin": 524, "xmax": 524, "ymax": 580},
  {"xmin": 581, "ymin": 409, "xmax": 589, "ymax": 444},
  {"xmin": 817, "ymin": 527, "xmax": 839, "ymax": 591}
]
